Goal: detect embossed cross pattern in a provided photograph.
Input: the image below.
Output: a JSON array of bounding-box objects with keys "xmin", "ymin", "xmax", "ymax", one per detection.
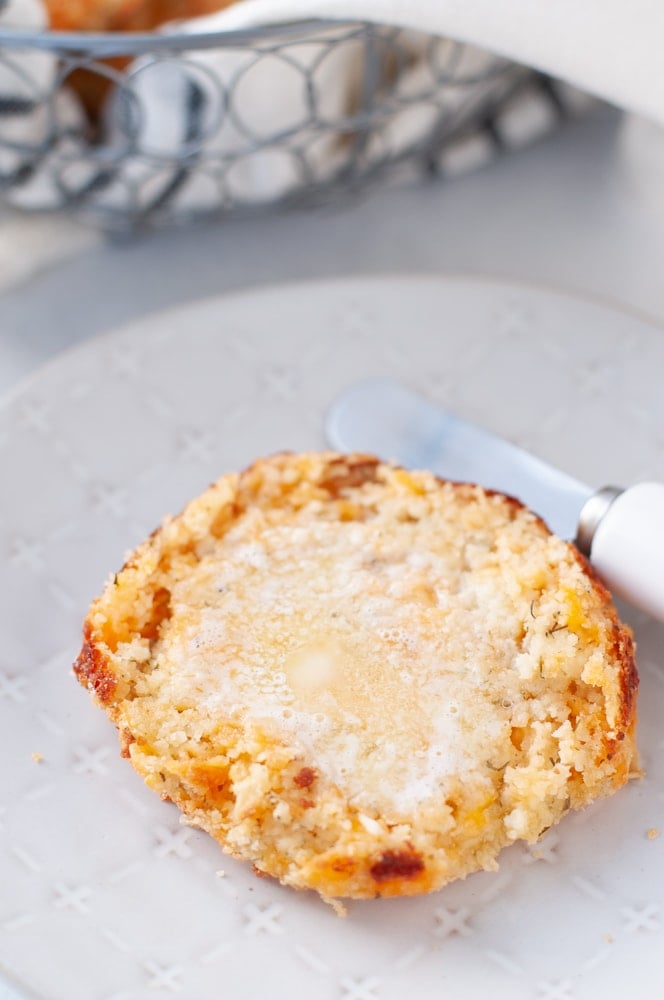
[
  {"xmin": 177, "ymin": 427, "xmax": 216, "ymax": 464},
  {"xmin": 537, "ymin": 980, "xmax": 574, "ymax": 1000},
  {"xmin": 433, "ymin": 905, "xmax": 472, "ymax": 937},
  {"xmin": 72, "ymin": 744, "xmax": 111, "ymax": 776},
  {"xmin": 143, "ymin": 960, "xmax": 183, "ymax": 992},
  {"xmin": 621, "ymin": 903, "xmax": 661, "ymax": 932},
  {"xmin": 496, "ymin": 301, "xmax": 533, "ymax": 340},
  {"xmin": 9, "ymin": 537, "xmax": 45, "ymax": 573},
  {"xmin": 90, "ymin": 482, "xmax": 129, "ymax": 518},
  {"xmin": 153, "ymin": 825, "xmax": 194, "ymax": 860},
  {"xmin": 0, "ymin": 670, "xmax": 28, "ymax": 703},
  {"xmin": 243, "ymin": 902, "xmax": 283, "ymax": 935},
  {"xmin": 19, "ymin": 399, "xmax": 50, "ymax": 433},
  {"xmin": 524, "ymin": 831, "xmax": 559, "ymax": 864},
  {"xmin": 259, "ymin": 365, "xmax": 300, "ymax": 400},
  {"xmin": 109, "ymin": 345, "xmax": 142, "ymax": 379},
  {"xmin": 340, "ymin": 975, "xmax": 381, "ymax": 1000},
  {"xmin": 52, "ymin": 881, "xmax": 92, "ymax": 915}
]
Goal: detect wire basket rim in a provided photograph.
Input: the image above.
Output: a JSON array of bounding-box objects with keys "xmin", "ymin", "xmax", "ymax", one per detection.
[{"xmin": 0, "ymin": 17, "xmax": 377, "ymax": 54}]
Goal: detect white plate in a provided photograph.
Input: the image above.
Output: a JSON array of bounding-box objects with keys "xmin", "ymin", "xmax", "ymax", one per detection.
[{"xmin": 1, "ymin": 275, "xmax": 663, "ymax": 1000}]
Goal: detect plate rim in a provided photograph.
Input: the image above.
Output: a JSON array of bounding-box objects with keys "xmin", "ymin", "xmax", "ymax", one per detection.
[{"xmin": 3, "ymin": 270, "xmax": 664, "ymax": 415}]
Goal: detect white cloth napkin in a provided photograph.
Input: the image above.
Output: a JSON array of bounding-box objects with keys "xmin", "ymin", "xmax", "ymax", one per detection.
[{"xmin": 202, "ymin": 0, "xmax": 664, "ymax": 125}]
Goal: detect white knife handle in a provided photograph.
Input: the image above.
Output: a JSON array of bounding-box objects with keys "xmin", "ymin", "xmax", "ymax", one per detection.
[{"xmin": 584, "ymin": 482, "xmax": 664, "ymax": 622}]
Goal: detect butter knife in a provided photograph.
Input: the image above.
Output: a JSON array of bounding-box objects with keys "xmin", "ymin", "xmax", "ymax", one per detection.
[{"xmin": 325, "ymin": 378, "xmax": 664, "ymax": 622}]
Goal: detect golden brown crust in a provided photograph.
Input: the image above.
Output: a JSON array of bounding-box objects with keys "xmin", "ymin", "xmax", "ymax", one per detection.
[
  {"xmin": 370, "ymin": 847, "xmax": 425, "ymax": 883},
  {"xmin": 73, "ymin": 622, "xmax": 117, "ymax": 706},
  {"xmin": 74, "ymin": 451, "xmax": 638, "ymax": 902},
  {"xmin": 570, "ymin": 547, "xmax": 639, "ymax": 736},
  {"xmin": 317, "ymin": 455, "xmax": 381, "ymax": 496}
]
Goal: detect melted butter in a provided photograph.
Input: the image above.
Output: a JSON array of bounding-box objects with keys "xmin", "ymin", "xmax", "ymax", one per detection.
[
  {"xmin": 161, "ymin": 507, "xmax": 534, "ymax": 814},
  {"xmin": 279, "ymin": 633, "xmax": 440, "ymax": 810},
  {"xmin": 285, "ymin": 641, "xmax": 341, "ymax": 695}
]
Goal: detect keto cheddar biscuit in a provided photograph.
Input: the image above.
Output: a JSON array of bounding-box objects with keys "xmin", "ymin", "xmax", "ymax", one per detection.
[{"xmin": 74, "ymin": 452, "xmax": 638, "ymax": 902}]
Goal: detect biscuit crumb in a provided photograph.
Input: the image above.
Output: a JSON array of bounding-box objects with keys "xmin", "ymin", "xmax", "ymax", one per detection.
[
  {"xmin": 604, "ymin": 932, "xmax": 614, "ymax": 943},
  {"xmin": 325, "ymin": 896, "xmax": 348, "ymax": 917},
  {"xmin": 31, "ymin": 752, "xmax": 43, "ymax": 764},
  {"xmin": 646, "ymin": 828, "xmax": 661, "ymax": 841}
]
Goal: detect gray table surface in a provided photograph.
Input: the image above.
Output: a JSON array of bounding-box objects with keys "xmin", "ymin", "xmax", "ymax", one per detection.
[
  {"xmin": 1, "ymin": 99, "xmax": 664, "ymax": 1000},
  {"xmin": 2, "ymin": 103, "xmax": 664, "ymax": 403}
]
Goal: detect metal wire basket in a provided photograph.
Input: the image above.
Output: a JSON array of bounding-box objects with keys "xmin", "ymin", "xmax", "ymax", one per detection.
[{"xmin": 0, "ymin": 17, "xmax": 561, "ymax": 231}]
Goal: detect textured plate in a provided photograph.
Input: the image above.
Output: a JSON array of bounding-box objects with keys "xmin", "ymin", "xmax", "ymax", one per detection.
[{"xmin": 1, "ymin": 275, "xmax": 663, "ymax": 1000}]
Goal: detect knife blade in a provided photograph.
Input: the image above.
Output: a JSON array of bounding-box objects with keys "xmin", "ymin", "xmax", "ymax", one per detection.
[
  {"xmin": 325, "ymin": 377, "xmax": 593, "ymax": 541},
  {"xmin": 325, "ymin": 377, "xmax": 664, "ymax": 622}
]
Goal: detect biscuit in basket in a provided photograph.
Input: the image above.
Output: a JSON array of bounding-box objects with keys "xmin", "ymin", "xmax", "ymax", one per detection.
[
  {"xmin": 45, "ymin": 0, "xmax": 240, "ymax": 118},
  {"xmin": 74, "ymin": 452, "xmax": 638, "ymax": 902},
  {"xmin": 46, "ymin": 0, "xmax": 236, "ymax": 33}
]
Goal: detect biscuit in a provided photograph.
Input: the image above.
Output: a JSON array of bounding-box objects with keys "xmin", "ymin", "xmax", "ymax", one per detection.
[
  {"xmin": 74, "ymin": 452, "xmax": 638, "ymax": 901},
  {"xmin": 46, "ymin": 0, "xmax": 236, "ymax": 33},
  {"xmin": 45, "ymin": 0, "xmax": 239, "ymax": 119}
]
